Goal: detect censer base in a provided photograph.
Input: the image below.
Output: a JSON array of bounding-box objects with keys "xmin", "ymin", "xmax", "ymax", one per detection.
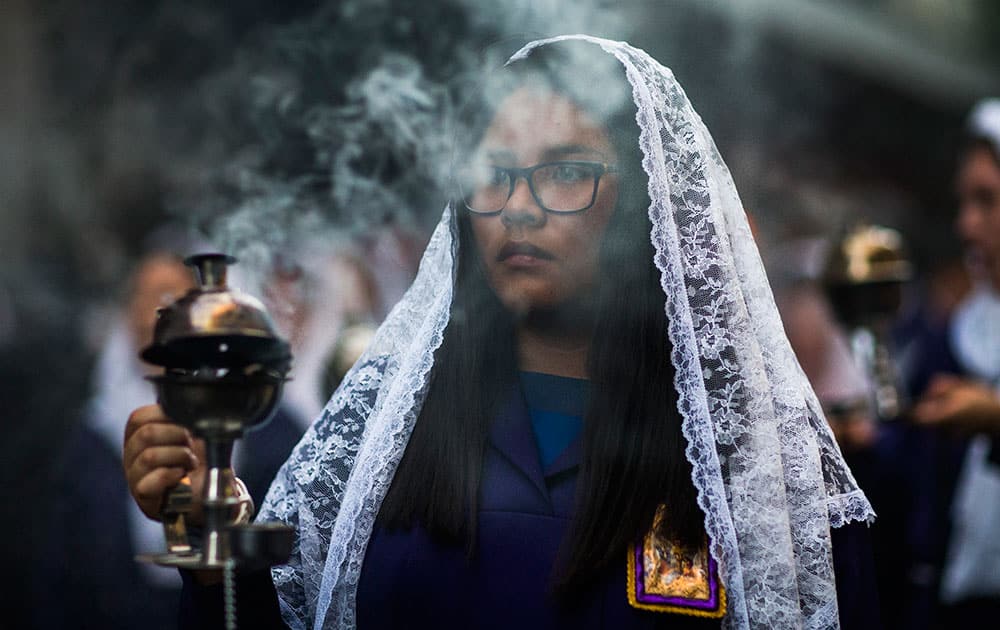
[
  {"xmin": 136, "ymin": 551, "xmax": 231, "ymax": 570},
  {"xmin": 135, "ymin": 524, "xmax": 294, "ymax": 570}
]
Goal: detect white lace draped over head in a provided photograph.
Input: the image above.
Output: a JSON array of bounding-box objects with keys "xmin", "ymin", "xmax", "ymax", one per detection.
[{"xmin": 258, "ymin": 35, "xmax": 875, "ymax": 630}]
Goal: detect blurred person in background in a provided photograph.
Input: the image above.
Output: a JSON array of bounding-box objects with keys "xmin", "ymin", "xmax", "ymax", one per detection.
[
  {"xmin": 33, "ymin": 247, "xmax": 194, "ymax": 630},
  {"xmin": 900, "ymin": 98, "xmax": 1000, "ymax": 626},
  {"xmin": 912, "ymin": 100, "xmax": 1000, "ymax": 434}
]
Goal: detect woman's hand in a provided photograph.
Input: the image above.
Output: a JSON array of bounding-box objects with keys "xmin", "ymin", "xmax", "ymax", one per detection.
[
  {"xmin": 123, "ymin": 404, "xmax": 206, "ymax": 521},
  {"xmin": 913, "ymin": 374, "xmax": 1000, "ymax": 433}
]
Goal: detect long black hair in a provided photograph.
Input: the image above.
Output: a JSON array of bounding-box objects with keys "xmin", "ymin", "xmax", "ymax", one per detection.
[{"xmin": 378, "ymin": 40, "xmax": 704, "ymax": 593}]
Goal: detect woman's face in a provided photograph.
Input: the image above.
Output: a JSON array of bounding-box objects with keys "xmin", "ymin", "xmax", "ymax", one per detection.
[
  {"xmin": 956, "ymin": 145, "xmax": 1000, "ymax": 274},
  {"xmin": 467, "ymin": 86, "xmax": 619, "ymax": 316}
]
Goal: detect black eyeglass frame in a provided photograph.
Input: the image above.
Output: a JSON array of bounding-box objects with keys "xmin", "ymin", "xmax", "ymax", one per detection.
[{"xmin": 460, "ymin": 160, "xmax": 619, "ymax": 215}]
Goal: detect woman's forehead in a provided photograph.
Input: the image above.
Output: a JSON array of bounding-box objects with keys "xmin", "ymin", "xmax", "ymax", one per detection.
[
  {"xmin": 477, "ymin": 86, "xmax": 615, "ymax": 161},
  {"xmin": 959, "ymin": 146, "xmax": 1000, "ymax": 187}
]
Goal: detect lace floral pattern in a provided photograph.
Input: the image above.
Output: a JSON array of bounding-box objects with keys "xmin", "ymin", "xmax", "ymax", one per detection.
[
  {"xmin": 259, "ymin": 36, "xmax": 874, "ymax": 630},
  {"xmin": 258, "ymin": 208, "xmax": 455, "ymax": 629}
]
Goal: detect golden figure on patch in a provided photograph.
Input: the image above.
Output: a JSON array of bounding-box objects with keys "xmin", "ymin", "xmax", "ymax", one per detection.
[{"xmin": 627, "ymin": 505, "xmax": 725, "ymax": 618}]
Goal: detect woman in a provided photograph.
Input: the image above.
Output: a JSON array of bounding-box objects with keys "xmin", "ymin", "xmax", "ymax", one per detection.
[{"xmin": 124, "ymin": 36, "xmax": 876, "ymax": 629}]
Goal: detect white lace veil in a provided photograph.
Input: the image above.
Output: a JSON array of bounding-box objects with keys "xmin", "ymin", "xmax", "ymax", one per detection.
[{"xmin": 258, "ymin": 35, "xmax": 875, "ymax": 630}]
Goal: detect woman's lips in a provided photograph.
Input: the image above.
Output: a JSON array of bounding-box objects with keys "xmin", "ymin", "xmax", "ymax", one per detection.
[{"xmin": 497, "ymin": 242, "xmax": 554, "ymax": 267}]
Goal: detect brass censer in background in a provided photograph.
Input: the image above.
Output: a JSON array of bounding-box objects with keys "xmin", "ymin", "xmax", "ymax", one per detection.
[
  {"xmin": 823, "ymin": 224, "xmax": 912, "ymax": 421},
  {"xmin": 138, "ymin": 253, "xmax": 294, "ymax": 572}
]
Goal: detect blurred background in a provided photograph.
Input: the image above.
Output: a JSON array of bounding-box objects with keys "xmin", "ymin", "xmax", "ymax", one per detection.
[{"xmin": 2, "ymin": 0, "xmax": 998, "ymax": 628}]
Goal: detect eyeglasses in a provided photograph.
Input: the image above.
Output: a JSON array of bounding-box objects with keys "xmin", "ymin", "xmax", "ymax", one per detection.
[{"xmin": 459, "ymin": 160, "xmax": 618, "ymax": 214}]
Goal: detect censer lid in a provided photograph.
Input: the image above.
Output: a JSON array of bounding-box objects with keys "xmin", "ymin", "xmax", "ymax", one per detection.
[{"xmin": 141, "ymin": 253, "xmax": 291, "ymax": 369}]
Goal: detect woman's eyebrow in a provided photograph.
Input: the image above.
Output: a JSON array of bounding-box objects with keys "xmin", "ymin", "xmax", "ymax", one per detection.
[
  {"xmin": 479, "ymin": 145, "xmax": 607, "ymax": 164},
  {"xmin": 541, "ymin": 144, "xmax": 607, "ymax": 161},
  {"xmin": 483, "ymin": 149, "xmax": 517, "ymax": 163}
]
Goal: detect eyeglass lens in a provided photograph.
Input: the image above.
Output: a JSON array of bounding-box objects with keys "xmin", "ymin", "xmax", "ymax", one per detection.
[{"xmin": 464, "ymin": 162, "xmax": 600, "ymax": 213}]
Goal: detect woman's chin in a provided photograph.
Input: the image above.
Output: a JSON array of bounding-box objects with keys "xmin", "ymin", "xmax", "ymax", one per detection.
[
  {"xmin": 497, "ymin": 292, "xmax": 538, "ymax": 318},
  {"xmin": 499, "ymin": 292, "xmax": 599, "ymax": 327}
]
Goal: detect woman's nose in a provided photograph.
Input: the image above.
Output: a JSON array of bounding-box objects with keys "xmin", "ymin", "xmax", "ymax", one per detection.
[
  {"xmin": 500, "ymin": 177, "xmax": 545, "ymax": 228},
  {"xmin": 956, "ymin": 203, "xmax": 981, "ymax": 242}
]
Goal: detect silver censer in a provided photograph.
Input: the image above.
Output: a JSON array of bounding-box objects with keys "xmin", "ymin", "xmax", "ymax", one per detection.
[{"xmin": 137, "ymin": 253, "xmax": 294, "ymax": 571}]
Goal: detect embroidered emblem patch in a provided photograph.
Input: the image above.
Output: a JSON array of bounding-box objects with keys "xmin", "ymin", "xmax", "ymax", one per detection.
[{"xmin": 626, "ymin": 506, "xmax": 725, "ymax": 618}]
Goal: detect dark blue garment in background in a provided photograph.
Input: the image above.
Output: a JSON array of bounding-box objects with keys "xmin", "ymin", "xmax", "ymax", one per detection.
[{"xmin": 32, "ymin": 425, "xmax": 181, "ymax": 630}]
